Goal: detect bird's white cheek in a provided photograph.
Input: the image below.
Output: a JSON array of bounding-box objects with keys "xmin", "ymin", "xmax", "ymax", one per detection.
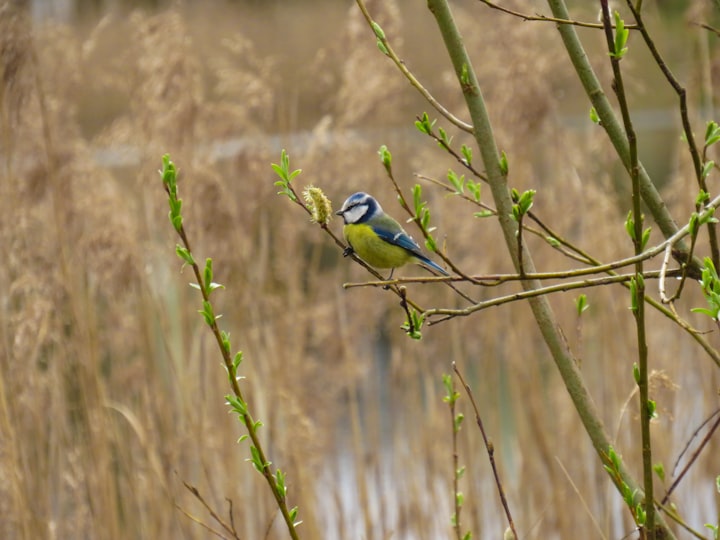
[{"xmin": 343, "ymin": 205, "xmax": 368, "ymax": 224}]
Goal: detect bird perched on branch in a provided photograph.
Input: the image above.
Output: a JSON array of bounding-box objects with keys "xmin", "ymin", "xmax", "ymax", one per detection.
[{"xmin": 336, "ymin": 192, "xmax": 449, "ymax": 277}]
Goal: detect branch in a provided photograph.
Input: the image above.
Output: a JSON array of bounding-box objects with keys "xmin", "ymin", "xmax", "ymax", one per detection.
[
  {"xmin": 453, "ymin": 363, "xmax": 517, "ymax": 539},
  {"xmin": 428, "ymin": 1, "xmax": 676, "ymax": 535},
  {"xmin": 179, "ymin": 481, "xmax": 239, "ymax": 540},
  {"xmin": 599, "ymin": 2, "xmax": 655, "ymax": 533},
  {"xmin": 477, "ymin": 0, "xmax": 640, "ymax": 29},
  {"xmin": 546, "ymin": 0, "xmax": 699, "ymax": 279},
  {"xmin": 161, "ymin": 157, "xmax": 300, "ymax": 539},
  {"xmin": 663, "ymin": 407, "xmax": 720, "ymax": 505},
  {"xmin": 423, "ymin": 271, "xmax": 657, "ymax": 320},
  {"xmin": 624, "ymin": 0, "xmax": 720, "ymax": 270},
  {"xmin": 695, "ymin": 21, "xmax": 720, "ymax": 38},
  {"xmin": 355, "ymin": 0, "xmax": 473, "ymax": 133}
]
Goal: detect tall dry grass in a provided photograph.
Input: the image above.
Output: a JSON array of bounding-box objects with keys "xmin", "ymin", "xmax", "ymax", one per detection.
[{"xmin": 1, "ymin": 1, "xmax": 719, "ymax": 539}]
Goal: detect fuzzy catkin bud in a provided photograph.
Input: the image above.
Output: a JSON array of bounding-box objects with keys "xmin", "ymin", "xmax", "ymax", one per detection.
[{"xmin": 303, "ymin": 186, "xmax": 333, "ymax": 225}]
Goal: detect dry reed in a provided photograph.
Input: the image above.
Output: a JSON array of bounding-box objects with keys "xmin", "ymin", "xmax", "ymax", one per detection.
[{"xmin": 1, "ymin": 1, "xmax": 719, "ymax": 539}]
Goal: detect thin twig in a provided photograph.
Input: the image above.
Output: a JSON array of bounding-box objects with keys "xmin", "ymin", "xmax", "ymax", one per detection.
[
  {"xmin": 447, "ymin": 375, "xmax": 463, "ymax": 540},
  {"xmin": 226, "ymin": 498, "xmax": 238, "ymax": 537},
  {"xmin": 416, "ymin": 172, "xmax": 601, "ymax": 266},
  {"xmin": 653, "ymin": 500, "xmax": 708, "ymax": 539},
  {"xmin": 452, "ymin": 362, "xmax": 517, "ymax": 539},
  {"xmin": 599, "ymin": 2, "xmax": 654, "ymax": 532},
  {"xmin": 381, "ymin": 153, "xmax": 478, "ymax": 303},
  {"xmin": 658, "ymin": 243, "xmax": 673, "ymax": 303},
  {"xmin": 516, "ymin": 212, "xmax": 526, "ymax": 277},
  {"xmin": 343, "ymin": 267, "xmax": 681, "ymax": 287},
  {"xmin": 344, "ymin": 261, "xmax": 719, "ymax": 366},
  {"xmin": 554, "ymin": 457, "xmax": 607, "ymax": 540},
  {"xmin": 415, "ymin": 117, "xmax": 487, "ymax": 181},
  {"xmin": 662, "ymin": 407, "xmax": 720, "ymax": 505},
  {"xmin": 432, "ymin": 176, "xmax": 720, "ymax": 283},
  {"xmin": 163, "ymin": 163, "xmax": 299, "ymax": 539},
  {"xmin": 355, "ymin": 0, "xmax": 473, "ymax": 133},
  {"xmin": 181, "ymin": 481, "xmax": 239, "ymax": 539},
  {"xmin": 695, "ymin": 21, "xmax": 720, "ymax": 38},
  {"xmin": 525, "ymin": 210, "xmax": 597, "ymax": 265},
  {"xmin": 175, "ymin": 504, "xmax": 231, "ymax": 540},
  {"xmin": 478, "ymin": 0, "xmax": 639, "ymax": 30},
  {"xmin": 398, "ymin": 286, "xmax": 416, "ymax": 336},
  {"xmin": 422, "ymin": 270, "xmax": 664, "ymax": 321}
]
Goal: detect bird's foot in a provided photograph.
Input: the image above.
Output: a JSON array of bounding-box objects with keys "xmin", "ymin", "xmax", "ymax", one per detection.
[{"xmin": 383, "ymin": 268, "xmax": 395, "ymax": 290}]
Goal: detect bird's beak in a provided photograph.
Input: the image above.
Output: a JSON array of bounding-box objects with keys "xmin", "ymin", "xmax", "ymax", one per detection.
[{"xmin": 335, "ymin": 209, "xmax": 344, "ymax": 216}]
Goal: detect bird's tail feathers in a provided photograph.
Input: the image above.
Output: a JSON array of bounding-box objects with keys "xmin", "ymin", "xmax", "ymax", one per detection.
[{"xmin": 417, "ymin": 255, "xmax": 449, "ymax": 276}]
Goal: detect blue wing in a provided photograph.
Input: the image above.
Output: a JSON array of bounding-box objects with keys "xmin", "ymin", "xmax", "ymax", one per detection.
[
  {"xmin": 372, "ymin": 223, "xmax": 449, "ymax": 275},
  {"xmin": 372, "ymin": 224, "xmax": 423, "ymax": 256}
]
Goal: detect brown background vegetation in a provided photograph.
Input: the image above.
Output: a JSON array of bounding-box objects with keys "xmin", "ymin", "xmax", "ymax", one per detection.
[{"xmin": 1, "ymin": 0, "xmax": 719, "ymax": 538}]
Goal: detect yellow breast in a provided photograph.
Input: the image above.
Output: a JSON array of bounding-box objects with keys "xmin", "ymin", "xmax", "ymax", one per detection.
[{"xmin": 344, "ymin": 224, "xmax": 413, "ymax": 269}]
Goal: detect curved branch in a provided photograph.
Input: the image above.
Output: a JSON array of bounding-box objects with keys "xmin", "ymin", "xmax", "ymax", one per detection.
[
  {"xmin": 355, "ymin": 0, "xmax": 473, "ymax": 133},
  {"xmin": 477, "ymin": 0, "xmax": 640, "ymax": 29}
]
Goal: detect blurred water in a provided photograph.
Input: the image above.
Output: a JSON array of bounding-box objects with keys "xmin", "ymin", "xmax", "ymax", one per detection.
[{"xmin": 59, "ymin": 107, "xmax": 679, "ymax": 170}]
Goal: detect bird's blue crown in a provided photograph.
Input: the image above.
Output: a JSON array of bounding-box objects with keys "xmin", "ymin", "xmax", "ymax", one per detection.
[{"xmin": 337, "ymin": 192, "xmax": 382, "ymax": 224}]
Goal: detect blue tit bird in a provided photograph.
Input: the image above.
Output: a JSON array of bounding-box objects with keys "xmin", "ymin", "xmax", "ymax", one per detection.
[{"xmin": 336, "ymin": 192, "xmax": 449, "ymax": 276}]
